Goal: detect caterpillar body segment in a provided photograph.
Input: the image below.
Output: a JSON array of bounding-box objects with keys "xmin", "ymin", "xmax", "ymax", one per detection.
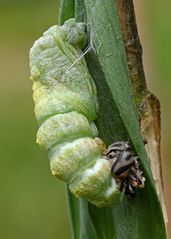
[{"xmin": 30, "ymin": 19, "xmax": 120, "ymax": 207}]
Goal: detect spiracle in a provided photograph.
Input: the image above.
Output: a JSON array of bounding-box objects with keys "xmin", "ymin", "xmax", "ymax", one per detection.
[{"xmin": 29, "ymin": 18, "xmax": 144, "ymax": 207}]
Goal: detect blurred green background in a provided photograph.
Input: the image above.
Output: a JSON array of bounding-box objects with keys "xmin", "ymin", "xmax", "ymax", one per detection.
[
  {"xmin": 0, "ymin": 0, "xmax": 170, "ymax": 238},
  {"xmin": 0, "ymin": 0, "xmax": 70, "ymax": 238}
]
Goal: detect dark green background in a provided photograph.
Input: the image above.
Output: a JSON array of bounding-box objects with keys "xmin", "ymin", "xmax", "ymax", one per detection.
[{"xmin": 0, "ymin": 1, "xmax": 170, "ymax": 238}]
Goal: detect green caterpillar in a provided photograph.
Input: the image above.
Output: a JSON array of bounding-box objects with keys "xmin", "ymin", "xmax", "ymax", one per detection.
[{"xmin": 29, "ymin": 18, "xmax": 121, "ymax": 207}]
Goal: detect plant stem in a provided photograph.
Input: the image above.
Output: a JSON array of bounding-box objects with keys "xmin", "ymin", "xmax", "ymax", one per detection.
[{"xmin": 116, "ymin": 0, "xmax": 168, "ymax": 230}]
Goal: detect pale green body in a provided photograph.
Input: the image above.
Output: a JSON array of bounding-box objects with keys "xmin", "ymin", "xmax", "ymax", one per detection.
[{"xmin": 30, "ymin": 19, "xmax": 119, "ymax": 207}]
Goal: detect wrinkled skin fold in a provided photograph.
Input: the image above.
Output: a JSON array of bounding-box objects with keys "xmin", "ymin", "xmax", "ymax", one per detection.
[{"xmin": 29, "ymin": 18, "xmax": 120, "ymax": 207}]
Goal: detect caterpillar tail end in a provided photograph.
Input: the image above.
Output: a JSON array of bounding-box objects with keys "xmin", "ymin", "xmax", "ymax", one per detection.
[{"xmin": 89, "ymin": 178, "xmax": 120, "ymax": 208}]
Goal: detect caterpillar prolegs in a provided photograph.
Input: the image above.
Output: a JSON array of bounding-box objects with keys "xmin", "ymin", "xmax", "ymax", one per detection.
[{"xmin": 29, "ymin": 19, "xmax": 144, "ymax": 207}]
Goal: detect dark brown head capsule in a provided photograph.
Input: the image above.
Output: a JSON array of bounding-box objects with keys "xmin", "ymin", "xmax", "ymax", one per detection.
[{"xmin": 104, "ymin": 141, "xmax": 145, "ymax": 195}]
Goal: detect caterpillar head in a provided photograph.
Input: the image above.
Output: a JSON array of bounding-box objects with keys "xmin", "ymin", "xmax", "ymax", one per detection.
[{"xmin": 60, "ymin": 18, "xmax": 87, "ymax": 48}]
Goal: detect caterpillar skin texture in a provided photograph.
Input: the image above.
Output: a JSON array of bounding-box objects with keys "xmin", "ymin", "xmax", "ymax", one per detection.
[{"xmin": 29, "ymin": 19, "xmax": 120, "ymax": 207}]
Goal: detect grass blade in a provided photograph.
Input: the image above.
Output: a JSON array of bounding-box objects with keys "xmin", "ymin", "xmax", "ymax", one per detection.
[
  {"xmin": 58, "ymin": 0, "xmax": 75, "ymax": 25},
  {"xmin": 59, "ymin": 0, "xmax": 167, "ymax": 238}
]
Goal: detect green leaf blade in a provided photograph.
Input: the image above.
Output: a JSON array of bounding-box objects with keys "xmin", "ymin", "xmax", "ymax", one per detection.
[
  {"xmin": 84, "ymin": 0, "xmax": 166, "ymax": 238},
  {"xmin": 59, "ymin": 0, "xmax": 166, "ymax": 238},
  {"xmin": 59, "ymin": 0, "xmax": 75, "ymax": 25}
]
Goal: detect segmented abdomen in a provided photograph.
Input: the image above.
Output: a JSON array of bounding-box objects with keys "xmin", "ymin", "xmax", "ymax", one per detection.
[{"xmin": 29, "ymin": 19, "xmax": 119, "ymax": 207}]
